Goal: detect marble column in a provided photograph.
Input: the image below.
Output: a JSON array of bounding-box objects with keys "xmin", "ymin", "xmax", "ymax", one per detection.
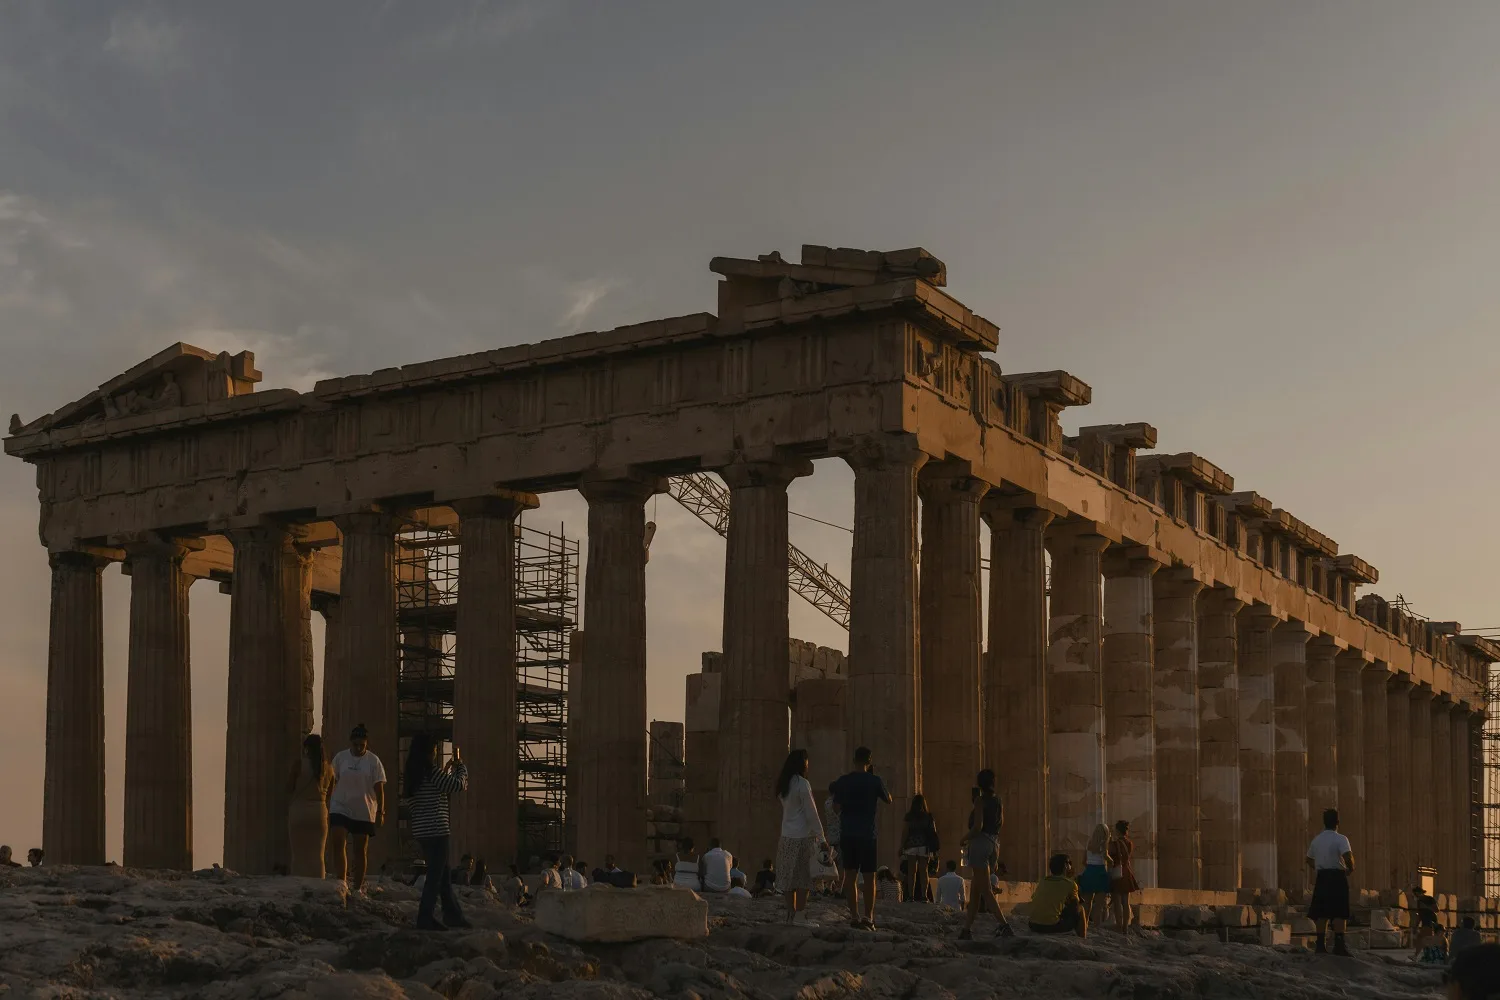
[
  {"xmin": 1432, "ymin": 698, "xmax": 1453, "ymax": 892},
  {"xmin": 1410, "ymin": 685, "xmax": 1434, "ymax": 873},
  {"xmin": 717, "ymin": 461, "xmax": 805, "ymax": 872},
  {"xmin": 1386, "ymin": 676, "xmax": 1413, "ymax": 889},
  {"xmin": 1453, "ymin": 706, "xmax": 1474, "ymax": 896},
  {"xmin": 1333, "ymin": 651, "xmax": 1366, "ymax": 891},
  {"xmin": 1102, "ymin": 546, "xmax": 1159, "ymax": 886},
  {"xmin": 313, "ymin": 593, "xmax": 343, "ymax": 739},
  {"xmin": 918, "ymin": 467, "xmax": 987, "ymax": 858},
  {"xmin": 451, "ymin": 491, "xmax": 537, "ymax": 867},
  {"xmin": 1272, "ymin": 620, "xmax": 1311, "ymax": 891},
  {"xmin": 578, "ymin": 476, "xmax": 656, "ymax": 871},
  {"xmin": 1361, "ymin": 668, "xmax": 1392, "ymax": 890},
  {"xmin": 1197, "ymin": 587, "xmax": 1243, "ymax": 892},
  {"xmin": 846, "ymin": 438, "xmax": 926, "ymax": 852},
  {"xmin": 43, "ymin": 550, "xmax": 110, "ymax": 865},
  {"xmin": 1154, "ymin": 566, "xmax": 1204, "ymax": 890},
  {"xmin": 123, "ymin": 538, "xmax": 195, "ymax": 871},
  {"xmin": 1305, "ymin": 638, "xmax": 1339, "ymax": 836},
  {"xmin": 983, "ymin": 501, "xmax": 1054, "ymax": 882},
  {"xmin": 1237, "ymin": 606, "xmax": 1279, "ymax": 888},
  {"xmin": 1046, "ymin": 521, "xmax": 1111, "ymax": 863},
  {"xmin": 225, "ymin": 524, "xmax": 311, "ymax": 874},
  {"xmin": 332, "ymin": 511, "xmax": 401, "ymax": 869}
]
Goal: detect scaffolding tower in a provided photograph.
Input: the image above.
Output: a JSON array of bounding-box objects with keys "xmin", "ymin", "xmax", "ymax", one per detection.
[
  {"xmin": 1483, "ymin": 662, "xmax": 1500, "ymax": 894},
  {"xmin": 392, "ymin": 516, "xmax": 579, "ymax": 861}
]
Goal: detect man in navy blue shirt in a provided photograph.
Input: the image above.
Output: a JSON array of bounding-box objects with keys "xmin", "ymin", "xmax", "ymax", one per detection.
[{"xmin": 831, "ymin": 746, "xmax": 891, "ymax": 929}]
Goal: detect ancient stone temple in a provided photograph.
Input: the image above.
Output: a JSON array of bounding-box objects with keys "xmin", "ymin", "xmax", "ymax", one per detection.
[{"xmin": 6, "ymin": 245, "xmax": 1489, "ymax": 895}]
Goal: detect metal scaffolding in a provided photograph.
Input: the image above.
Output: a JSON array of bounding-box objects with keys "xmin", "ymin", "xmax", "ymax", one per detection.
[
  {"xmin": 391, "ymin": 516, "xmax": 578, "ymax": 861},
  {"xmin": 1482, "ymin": 662, "xmax": 1500, "ymax": 894}
]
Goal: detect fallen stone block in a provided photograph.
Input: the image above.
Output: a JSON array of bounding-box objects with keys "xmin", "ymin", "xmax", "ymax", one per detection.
[
  {"xmin": 1134, "ymin": 904, "xmax": 1163, "ymax": 929},
  {"xmin": 1225, "ymin": 927, "xmax": 1261, "ymax": 945},
  {"xmin": 1215, "ymin": 905, "xmax": 1257, "ymax": 928},
  {"xmin": 1289, "ymin": 917, "xmax": 1316, "ymax": 935},
  {"xmin": 1259, "ymin": 922, "xmax": 1291, "ymax": 947},
  {"xmin": 534, "ymin": 885, "xmax": 707, "ymax": 943},
  {"xmin": 1369, "ymin": 909, "xmax": 1398, "ymax": 932},
  {"xmin": 1368, "ymin": 929, "xmax": 1405, "ymax": 949}
]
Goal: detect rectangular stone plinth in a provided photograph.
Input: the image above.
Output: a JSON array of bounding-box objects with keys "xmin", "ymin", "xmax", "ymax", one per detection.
[{"xmin": 534, "ymin": 885, "xmax": 708, "ymax": 942}]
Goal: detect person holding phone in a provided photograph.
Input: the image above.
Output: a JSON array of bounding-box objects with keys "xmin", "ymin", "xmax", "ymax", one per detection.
[{"xmin": 405, "ymin": 733, "xmax": 470, "ymax": 930}]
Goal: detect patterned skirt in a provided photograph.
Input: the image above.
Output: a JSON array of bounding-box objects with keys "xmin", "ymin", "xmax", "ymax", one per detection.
[{"xmin": 775, "ymin": 836, "xmax": 818, "ymax": 892}]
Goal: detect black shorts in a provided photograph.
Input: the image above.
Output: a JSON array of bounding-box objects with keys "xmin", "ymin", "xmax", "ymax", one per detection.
[
  {"xmin": 329, "ymin": 811, "xmax": 377, "ymax": 837},
  {"xmin": 1307, "ymin": 869, "xmax": 1350, "ymax": 921},
  {"xmin": 841, "ymin": 835, "xmax": 878, "ymax": 875},
  {"xmin": 1030, "ymin": 899, "xmax": 1081, "ymax": 935}
]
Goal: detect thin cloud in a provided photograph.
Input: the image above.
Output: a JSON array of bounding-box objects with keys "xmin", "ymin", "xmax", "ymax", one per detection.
[
  {"xmin": 559, "ymin": 276, "xmax": 623, "ymax": 330},
  {"xmin": 103, "ymin": 7, "xmax": 189, "ymax": 76},
  {"xmin": 410, "ymin": 0, "xmax": 560, "ymax": 53}
]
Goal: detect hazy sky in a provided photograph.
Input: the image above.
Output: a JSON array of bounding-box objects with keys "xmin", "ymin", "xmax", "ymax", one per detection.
[{"xmin": 3, "ymin": 1, "xmax": 1499, "ymax": 866}]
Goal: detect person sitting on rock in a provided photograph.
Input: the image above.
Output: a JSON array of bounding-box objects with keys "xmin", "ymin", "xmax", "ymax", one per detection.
[
  {"xmin": 1448, "ymin": 942, "xmax": 1500, "ymax": 999},
  {"xmin": 674, "ymin": 838, "xmax": 703, "ymax": 890},
  {"xmin": 503, "ymin": 864, "xmax": 530, "ymax": 906},
  {"xmin": 26, "ymin": 848, "xmax": 43, "ymax": 867},
  {"xmin": 876, "ymin": 866, "xmax": 904, "ymax": 902},
  {"xmin": 469, "ymin": 858, "xmax": 496, "ymax": 893},
  {"xmin": 1027, "ymin": 853, "xmax": 1088, "ymax": 939},
  {"xmin": 753, "ymin": 859, "xmax": 777, "ymax": 896},
  {"xmin": 452, "ymin": 853, "xmax": 475, "ymax": 886},
  {"xmin": 540, "ymin": 856, "xmax": 563, "ymax": 890},
  {"xmin": 0, "ymin": 845, "xmax": 21, "ymax": 868},
  {"xmin": 935, "ymin": 860, "xmax": 967, "ymax": 909},
  {"xmin": 728, "ymin": 873, "xmax": 753, "ymax": 899},
  {"xmin": 1452, "ymin": 917, "xmax": 1483, "ymax": 956},
  {"xmin": 559, "ymin": 855, "xmax": 588, "ymax": 890},
  {"xmin": 699, "ymin": 839, "xmax": 733, "ymax": 893}
]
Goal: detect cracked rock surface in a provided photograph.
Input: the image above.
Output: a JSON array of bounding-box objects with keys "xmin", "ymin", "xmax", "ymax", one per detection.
[{"xmin": 0, "ymin": 867, "xmax": 1445, "ymax": 998}]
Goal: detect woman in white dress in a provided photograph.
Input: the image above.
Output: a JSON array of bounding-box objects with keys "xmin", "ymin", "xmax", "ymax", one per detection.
[{"xmin": 775, "ymin": 749, "xmax": 827, "ymax": 925}]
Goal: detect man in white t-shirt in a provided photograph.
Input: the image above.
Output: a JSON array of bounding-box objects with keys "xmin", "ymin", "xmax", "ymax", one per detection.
[
  {"xmin": 328, "ymin": 723, "xmax": 387, "ymax": 893},
  {"xmin": 699, "ymin": 839, "xmax": 732, "ymax": 893},
  {"xmin": 559, "ymin": 855, "xmax": 588, "ymax": 890},
  {"xmin": 1305, "ymin": 807, "xmax": 1355, "ymax": 956},
  {"xmin": 935, "ymin": 860, "xmax": 967, "ymax": 908}
]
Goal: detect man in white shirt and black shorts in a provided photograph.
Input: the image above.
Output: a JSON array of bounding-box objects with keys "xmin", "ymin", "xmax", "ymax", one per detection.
[
  {"xmin": 1306, "ymin": 807, "xmax": 1355, "ymax": 956},
  {"xmin": 328, "ymin": 723, "xmax": 387, "ymax": 894}
]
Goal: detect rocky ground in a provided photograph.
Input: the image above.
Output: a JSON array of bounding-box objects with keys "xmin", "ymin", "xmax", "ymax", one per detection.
[{"xmin": 0, "ymin": 866, "xmax": 1451, "ymax": 999}]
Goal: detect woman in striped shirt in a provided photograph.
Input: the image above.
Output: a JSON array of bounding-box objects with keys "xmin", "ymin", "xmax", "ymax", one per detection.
[{"xmin": 404, "ymin": 732, "xmax": 471, "ymax": 931}]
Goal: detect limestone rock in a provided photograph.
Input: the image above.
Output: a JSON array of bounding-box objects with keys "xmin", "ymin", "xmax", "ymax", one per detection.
[
  {"xmin": 534, "ymin": 885, "xmax": 708, "ymax": 943},
  {"xmin": 1259, "ymin": 922, "xmax": 1292, "ymax": 946}
]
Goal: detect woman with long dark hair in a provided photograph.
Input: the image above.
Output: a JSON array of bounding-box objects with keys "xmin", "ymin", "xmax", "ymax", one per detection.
[
  {"xmin": 1108, "ymin": 819, "xmax": 1140, "ymax": 934},
  {"xmin": 774, "ymin": 748, "xmax": 826, "ymax": 925},
  {"xmin": 900, "ymin": 794, "xmax": 938, "ymax": 902},
  {"xmin": 404, "ymin": 732, "xmax": 471, "ymax": 930},
  {"xmin": 287, "ymin": 733, "xmax": 335, "ymax": 878},
  {"xmin": 958, "ymin": 768, "xmax": 1012, "ymax": 939}
]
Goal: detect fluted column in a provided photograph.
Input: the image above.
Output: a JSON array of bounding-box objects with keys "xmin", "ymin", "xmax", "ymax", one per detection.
[
  {"xmin": 332, "ymin": 510, "xmax": 402, "ymax": 870},
  {"xmin": 846, "ymin": 437, "xmax": 926, "ymax": 851},
  {"xmin": 1272, "ymin": 620, "xmax": 1311, "ymax": 890},
  {"xmin": 225, "ymin": 524, "xmax": 311, "ymax": 874},
  {"xmin": 1238, "ymin": 605, "xmax": 1278, "ymax": 888},
  {"xmin": 1333, "ymin": 651, "xmax": 1366, "ymax": 892},
  {"xmin": 717, "ymin": 461, "xmax": 806, "ymax": 871},
  {"xmin": 983, "ymin": 501, "xmax": 1054, "ymax": 881},
  {"xmin": 1102, "ymin": 546, "xmax": 1159, "ymax": 885},
  {"xmin": 451, "ymin": 490, "xmax": 537, "ymax": 867},
  {"xmin": 1432, "ymin": 698, "xmax": 1453, "ymax": 892},
  {"xmin": 1155, "ymin": 566, "xmax": 1204, "ymax": 889},
  {"xmin": 43, "ymin": 550, "xmax": 111, "ymax": 865},
  {"xmin": 123, "ymin": 538, "xmax": 196, "ymax": 871},
  {"xmin": 578, "ymin": 475, "xmax": 657, "ymax": 871},
  {"xmin": 1046, "ymin": 521, "xmax": 1111, "ymax": 863},
  {"xmin": 1410, "ymin": 684, "xmax": 1434, "ymax": 873},
  {"xmin": 918, "ymin": 467, "xmax": 987, "ymax": 858},
  {"xmin": 1197, "ymin": 587, "xmax": 1243, "ymax": 892},
  {"xmin": 1453, "ymin": 706, "xmax": 1475, "ymax": 896},
  {"xmin": 1362, "ymin": 668, "xmax": 1392, "ymax": 889},
  {"xmin": 313, "ymin": 593, "xmax": 343, "ymax": 739},
  {"xmin": 1386, "ymin": 676, "xmax": 1413, "ymax": 889},
  {"xmin": 1305, "ymin": 638, "xmax": 1339, "ymax": 836}
]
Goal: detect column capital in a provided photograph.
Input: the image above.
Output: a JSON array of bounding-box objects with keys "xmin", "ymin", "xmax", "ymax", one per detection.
[
  {"xmin": 1335, "ymin": 647, "xmax": 1375, "ymax": 668},
  {"xmin": 1046, "ymin": 516, "xmax": 1120, "ymax": 554},
  {"xmin": 917, "ymin": 460, "xmax": 991, "ymax": 502},
  {"xmin": 323, "ymin": 506, "xmax": 406, "ymax": 537},
  {"xmin": 1308, "ymin": 632, "xmax": 1347, "ymax": 653},
  {"xmin": 1388, "ymin": 672, "xmax": 1414, "ymax": 694},
  {"xmin": 718, "ymin": 459, "xmax": 813, "ymax": 490},
  {"xmin": 1199, "ymin": 584, "xmax": 1245, "ymax": 616},
  {"xmin": 578, "ymin": 470, "xmax": 666, "ymax": 504},
  {"xmin": 839, "ymin": 433, "xmax": 930, "ymax": 473},
  {"xmin": 1272, "ymin": 617, "xmax": 1315, "ymax": 640},
  {"xmin": 117, "ymin": 532, "xmax": 206, "ymax": 566},
  {"xmin": 448, "ymin": 488, "xmax": 540, "ymax": 521},
  {"xmin": 1102, "ymin": 542, "xmax": 1165, "ymax": 578},
  {"xmin": 1242, "ymin": 600, "xmax": 1283, "ymax": 630},
  {"xmin": 981, "ymin": 489, "xmax": 1070, "ymax": 521},
  {"xmin": 46, "ymin": 547, "xmax": 118, "ymax": 571},
  {"xmin": 310, "ymin": 590, "xmax": 340, "ymax": 616},
  {"xmin": 1154, "ymin": 563, "xmax": 1206, "ymax": 597}
]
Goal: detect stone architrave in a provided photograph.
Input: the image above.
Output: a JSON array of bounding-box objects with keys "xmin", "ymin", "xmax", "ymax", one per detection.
[
  {"xmin": 1305, "ymin": 637, "xmax": 1339, "ymax": 835},
  {"xmin": 1154, "ymin": 566, "xmax": 1204, "ymax": 890},
  {"xmin": 332, "ymin": 510, "xmax": 402, "ymax": 871},
  {"xmin": 845, "ymin": 437, "xmax": 927, "ymax": 851},
  {"xmin": 578, "ymin": 475, "xmax": 658, "ymax": 872},
  {"xmin": 917, "ymin": 466, "xmax": 988, "ymax": 858},
  {"xmin": 1197, "ymin": 587, "xmax": 1243, "ymax": 892},
  {"xmin": 1046, "ymin": 520, "xmax": 1111, "ymax": 863},
  {"xmin": 1333, "ymin": 651, "xmax": 1366, "ymax": 892},
  {"xmin": 982, "ymin": 501, "xmax": 1055, "ymax": 883},
  {"xmin": 225, "ymin": 524, "xmax": 311, "ymax": 875},
  {"xmin": 451, "ymin": 490, "xmax": 538, "ymax": 868},
  {"xmin": 1361, "ymin": 667, "xmax": 1392, "ymax": 890},
  {"xmin": 1410, "ymin": 684, "xmax": 1434, "ymax": 873},
  {"xmin": 1237, "ymin": 605, "xmax": 1279, "ymax": 888},
  {"xmin": 717, "ymin": 460, "xmax": 807, "ymax": 871},
  {"xmin": 43, "ymin": 550, "xmax": 111, "ymax": 866},
  {"xmin": 123, "ymin": 537, "xmax": 197, "ymax": 871},
  {"xmin": 1432, "ymin": 698, "xmax": 1453, "ymax": 892},
  {"xmin": 1386, "ymin": 676, "xmax": 1413, "ymax": 889},
  {"xmin": 1271, "ymin": 620, "xmax": 1312, "ymax": 891},
  {"xmin": 1102, "ymin": 546, "xmax": 1160, "ymax": 886}
]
